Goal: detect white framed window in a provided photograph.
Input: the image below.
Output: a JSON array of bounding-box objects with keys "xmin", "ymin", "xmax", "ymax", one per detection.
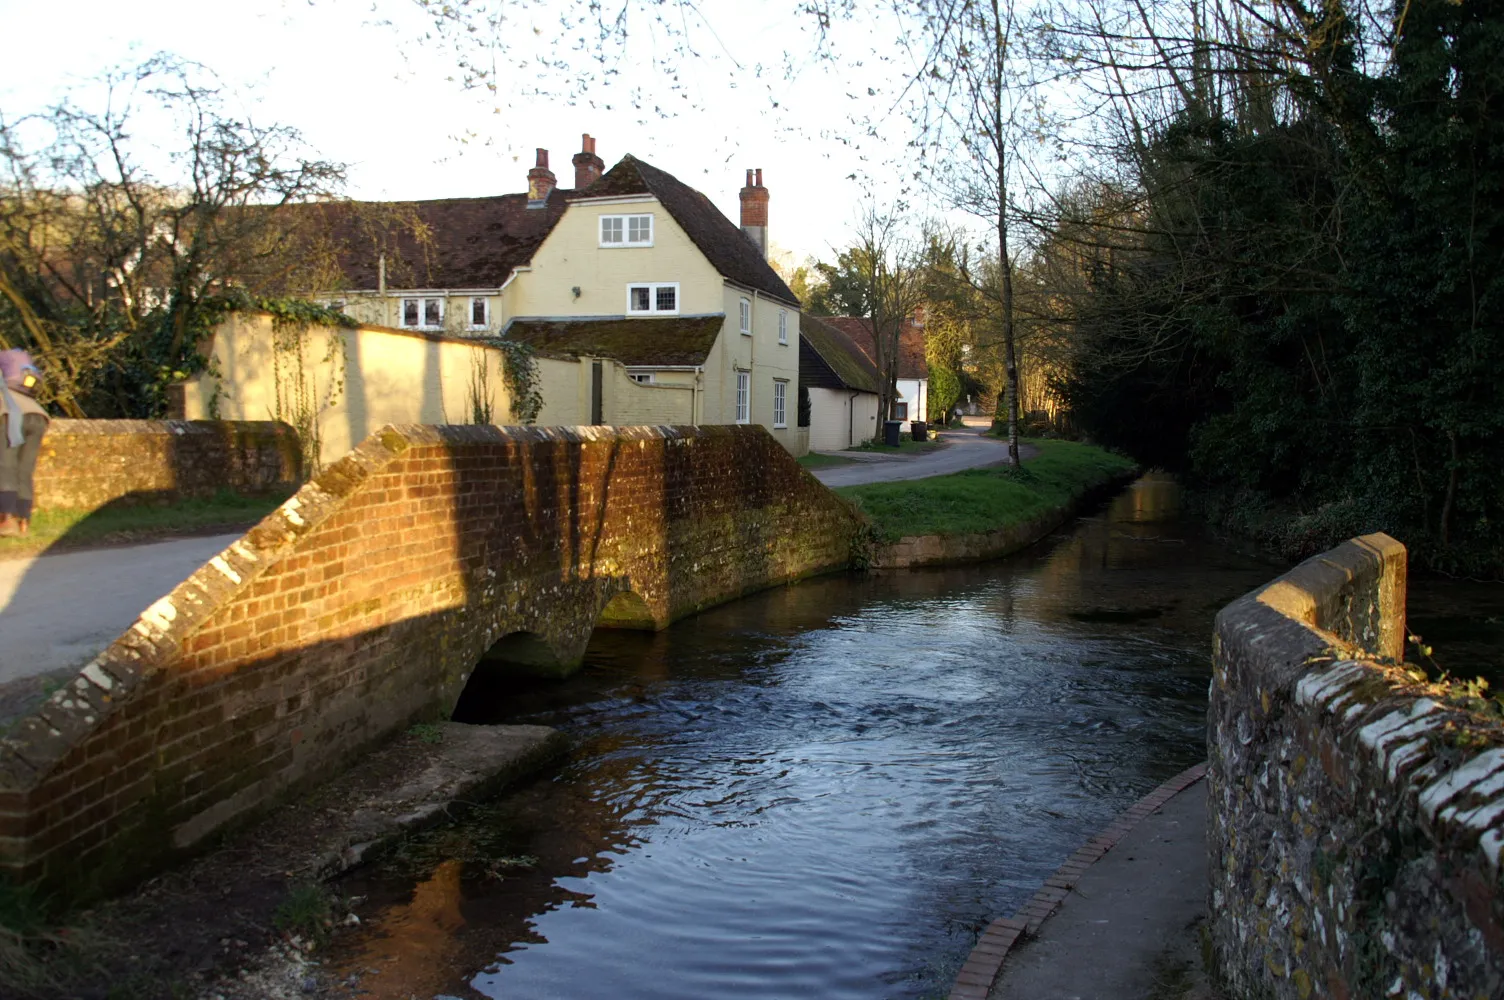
[
  {"xmin": 739, "ymin": 297, "xmax": 751, "ymax": 335},
  {"xmin": 778, "ymin": 310, "xmax": 788, "ymax": 344},
  {"xmin": 735, "ymin": 371, "xmax": 750, "ymax": 424},
  {"xmin": 469, "ymin": 297, "xmax": 488, "ymax": 329},
  {"xmin": 773, "ymin": 379, "xmax": 788, "ymax": 428},
  {"xmin": 401, "ymin": 297, "xmax": 444, "ymax": 329},
  {"xmin": 600, "ymin": 213, "xmax": 654, "ymax": 247},
  {"xmin": 628, "ymin": 372, "xmax": 655, "ymax": 384},
  {"xmin": 627, "ymin": 282, "xmax": 679, "ymax": 315}
]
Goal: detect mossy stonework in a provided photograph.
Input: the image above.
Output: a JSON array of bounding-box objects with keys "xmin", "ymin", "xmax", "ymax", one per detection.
[
  {"xmin": 0, "ymin": 423, "xmax": 859, "ymax": 899},
  {"xmin": 1210, "ymin": 533, "xmax": 1504, "ymax": 998},
  {"xmin": 33, "ymin": 419, "xmax": 301, "ymax": 511}
]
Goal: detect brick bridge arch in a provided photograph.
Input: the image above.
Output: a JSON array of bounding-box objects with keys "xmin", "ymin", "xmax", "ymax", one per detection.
[{"xmin": 0, "ymin": 424, "xmax": 859, "ymax": 896}]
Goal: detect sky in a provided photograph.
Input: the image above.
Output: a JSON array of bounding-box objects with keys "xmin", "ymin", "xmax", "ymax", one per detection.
[{"xmin": 0, "ymin": 0, "xmax": 944, "ymax": 265}]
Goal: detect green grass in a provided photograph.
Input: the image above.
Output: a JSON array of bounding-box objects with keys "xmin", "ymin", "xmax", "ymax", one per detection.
[
  {"xmin": 846, "ymin": 436, "xmax": 944, "ymax": 455},
  {"xmin": 796, "ymin": 453, "xmax": 859, "ymax": 470},
  {"xmin": 837, "ymin": 438, "xmax": 1137, "ymax": 542},
  {"xmin": 273, "ymin": 882, "xmax": 335, "ymax": 945},
  {"xmin": 0, "ymin": 487, "xmax": 292, "ymax": 559}
]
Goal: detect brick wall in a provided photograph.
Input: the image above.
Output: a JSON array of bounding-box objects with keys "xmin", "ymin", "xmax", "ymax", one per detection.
[
  {"xmin": 0, "ymin": 423, "xmax": 860, "ymax": 898},
  {"xmin": 1210, "ymin": 533, "xmax": 1504, "ymax": 997},
  {"xmin": 33, "ymin": 420, "xmax": 301, "ymax": 511}
]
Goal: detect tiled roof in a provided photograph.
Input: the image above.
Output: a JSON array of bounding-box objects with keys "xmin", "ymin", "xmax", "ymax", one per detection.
[
  {"xmin": 818, "ymin": 316, "xmax": 929, "ymax": 380},
  {"xmin": 581, "ymin": 156, "xmax": 799, "ymax": 306},
  {"xmin": 799, "ymin": 314, "xmax": 880, "ymax": 393},
  {"xmin": 304, "ymin": 188, "xmax": 576, "ymax": 290},
  {"xmin": 503, "ymin": 315, "xmax": 724, "ymax": 367}
]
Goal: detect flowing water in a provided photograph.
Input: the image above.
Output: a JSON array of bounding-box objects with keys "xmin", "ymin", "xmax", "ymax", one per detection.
[{"xmin": 322, "ymin": 476, "xmax": 1284, "ymax": 999}]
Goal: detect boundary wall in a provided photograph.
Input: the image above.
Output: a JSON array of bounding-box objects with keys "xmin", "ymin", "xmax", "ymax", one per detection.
[
  {"xmin": 1210, "ymin": 533, "xmax": 1504, "ymax": 997},
  {"xmin": 33, "ymin": 420, "xmax": 300, "ymax": 512},
  {"xmin": 0, "ymin": 423, "xmax": 858, "ymax": 897}
]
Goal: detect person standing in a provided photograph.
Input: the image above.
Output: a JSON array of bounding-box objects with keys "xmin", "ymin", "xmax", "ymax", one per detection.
[{"xmin": 0, "ymin": 349, "xmax": 49, "ymax": 537}]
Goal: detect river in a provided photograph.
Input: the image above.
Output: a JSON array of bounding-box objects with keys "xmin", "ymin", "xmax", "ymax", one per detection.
[{"xmin": 317, "ymin": 476, "xmax": 1297, "ymax": 998}]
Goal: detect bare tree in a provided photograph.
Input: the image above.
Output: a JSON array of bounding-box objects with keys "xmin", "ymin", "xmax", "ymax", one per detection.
[
  {"xmin": 850, "ymin": 205, "xmax": 928, "ymax": 425},
  {"xmin": 0, "ymin": 55, "xmax": 347, "ymax": 415},
  {"xmin": 896, "ymin": 0, "xmax": 1042, "ymax": 465}
]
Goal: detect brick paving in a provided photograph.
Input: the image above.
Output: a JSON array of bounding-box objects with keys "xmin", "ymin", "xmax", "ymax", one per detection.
[{"xmin": 948, "ymin": 761, "xmax": 1209, "ymax": 1000}]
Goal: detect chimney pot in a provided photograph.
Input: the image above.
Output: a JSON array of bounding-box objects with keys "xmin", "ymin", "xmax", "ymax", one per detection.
[
  {"xmin": 739, "ymin": 167, "xmax": 770, "ymax": 259},
  {"xmin": 572, "ymin": 133, "xmax": 605, "ymax": 190},
  {"xmin": 528, "ymin": 148, "xmax": 557, "ymax": 206}
]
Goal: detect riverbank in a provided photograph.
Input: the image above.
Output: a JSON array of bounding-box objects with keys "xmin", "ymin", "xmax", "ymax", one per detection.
[
  {"xmin": 2, "ymin": 722, "xmax": 567, "ymax": 1000},
  {"xmin": 837, "ymin": 439, "xmax": 1138, "ymax": 569}
]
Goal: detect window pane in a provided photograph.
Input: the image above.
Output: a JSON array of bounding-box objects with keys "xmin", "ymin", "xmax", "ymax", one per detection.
[
  {"xmin": 656, "ymin": 286, "xmax": 676, "ymax": 312},
  {"xmin": 403, "ymin": 299, "xmax": 418, "ymax": 326},
  {"xmin": 602, "ymin": 217, "xmax": 622, "ymax": 243},
  {"xmin": 424, "ymin": 299, "xmax": 442, "ymax": 326},
  {"xmin": 471, "ymin": 298, "xmax": 486, "ymax": 326},
  {"xmin": 628, "ymin": 216, "xmax": 651, "ymax": 242},
  {"xmin": 631, "ymin": 286, "xmax": 650, "ymax": 311}
]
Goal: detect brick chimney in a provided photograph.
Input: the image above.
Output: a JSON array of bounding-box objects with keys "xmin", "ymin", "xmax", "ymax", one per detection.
[
  {"xmin": 572, "ymin": 134, "xmax": 604, "ymax": 190},
  {"xmin": 527, "ymin": 148, "xmax": 556, "ymax": 207},
  {"xmin": 739, "ymin": 168, "xmax": 769, "ymax": 257}
]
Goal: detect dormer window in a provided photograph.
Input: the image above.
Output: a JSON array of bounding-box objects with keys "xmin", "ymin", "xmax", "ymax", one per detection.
[
  {"xmin": 601, "ymin": 214, "xmax": 653, "ymax": 247},
  {"xmin": 627, "ymin": 282, "xmax": 679, "ymax": 315}
]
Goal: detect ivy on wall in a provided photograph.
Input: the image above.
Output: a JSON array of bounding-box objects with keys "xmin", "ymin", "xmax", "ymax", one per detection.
[
  {"xmin": 494, "ymin": 340, "xmax": 543, "ymax": 425},
  {"xmin": 229, "ymin": 295, "xmax": 356, "ymax": 474},
  {"xmin": 467, "ymin": 346, "xmax": 495, "ymax": 425}
]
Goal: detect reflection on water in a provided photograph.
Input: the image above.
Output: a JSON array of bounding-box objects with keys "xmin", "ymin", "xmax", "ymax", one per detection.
[{"xmin": 327, "ymin": 475, "xmax": 1279, "ymax": 999}]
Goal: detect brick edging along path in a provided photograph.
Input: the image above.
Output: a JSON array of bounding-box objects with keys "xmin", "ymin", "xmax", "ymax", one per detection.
[{"xmin": 948, "ymin": 761, "xmax": 1209, "ymax": 1000}]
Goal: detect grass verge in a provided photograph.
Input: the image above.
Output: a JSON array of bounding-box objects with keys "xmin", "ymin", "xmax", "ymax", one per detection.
[
  {"xmin": 846, "ymin": 436, "xmax": 945, "ymax": 455},
  {"xmin": 796, "ymin": 453, "xmax": 858, "ymax": 470},
  {"xmin": 0, "ymin": 488, "xmax": 292, "ymax": 560},
  {"xmin": 836, "ymin": 438, "xmax": 1137, "ymax": 542}
]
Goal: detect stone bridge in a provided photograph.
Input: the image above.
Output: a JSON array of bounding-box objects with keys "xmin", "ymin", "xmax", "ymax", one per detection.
[{"xmin": 0, "ymin": 424, "xmax": 860, "ymax": 896}]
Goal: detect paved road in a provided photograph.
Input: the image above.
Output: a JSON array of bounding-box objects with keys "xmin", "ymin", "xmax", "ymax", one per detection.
[
  {"xmin": 811, "ymin": 425, "xmax": 1035, "ymax": 488},
  {"xmin": 989, "ymin": 778, "xmax": 1217, "ymax": 999},
  {"xmin": 0, "ymin": 533, "xmax": 242, "ymax": 686}
]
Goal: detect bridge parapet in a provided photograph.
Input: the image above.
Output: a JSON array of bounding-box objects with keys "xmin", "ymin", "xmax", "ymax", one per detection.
[
  {"xmin": 0, "ymin": 423, "xmax": 858, "ymax": 897},
  {"xmin": 1211, "ymin": 533, "xmax": 1504, "ymax": 997}
]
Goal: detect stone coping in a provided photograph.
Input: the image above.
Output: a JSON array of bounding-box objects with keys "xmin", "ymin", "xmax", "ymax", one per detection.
[{"xmin": 948, "ymin": 761, "xmax": 1209, "ymax": 1000}]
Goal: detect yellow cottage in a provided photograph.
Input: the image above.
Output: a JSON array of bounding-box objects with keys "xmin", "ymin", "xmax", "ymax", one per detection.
[{"xmin": 182, "ymin": 138, "xmax": 806, "ymax": 464}]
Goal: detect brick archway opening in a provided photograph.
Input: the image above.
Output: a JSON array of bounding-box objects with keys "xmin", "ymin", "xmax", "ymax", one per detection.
[
  {"xmin": 596, "ymin": 590, "xmax": 656, "ymax": 630},
  {"xmin": 452, "ymin": 630, "xmax": 567, "ymax": 721}
]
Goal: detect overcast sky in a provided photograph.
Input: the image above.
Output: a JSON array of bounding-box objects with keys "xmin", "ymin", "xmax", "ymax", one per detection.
[{"xmin": 0, "ymin": 0, "xmax": 946, "ymax": 264}]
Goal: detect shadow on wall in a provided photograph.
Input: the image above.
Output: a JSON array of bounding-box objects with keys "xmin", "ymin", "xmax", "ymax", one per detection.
[{"xmin": 0, "ymin": 423, "xmax": 857, "ymax": 900}]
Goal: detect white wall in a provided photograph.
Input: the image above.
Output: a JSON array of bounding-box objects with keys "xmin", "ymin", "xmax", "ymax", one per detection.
[
  {"xmin": 808, "ymin": 387, "xmax": 880, "ymax": 451},
  {"xmin": 895, "ymin": 378, "xmax": 929, "ymax": 431}
]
